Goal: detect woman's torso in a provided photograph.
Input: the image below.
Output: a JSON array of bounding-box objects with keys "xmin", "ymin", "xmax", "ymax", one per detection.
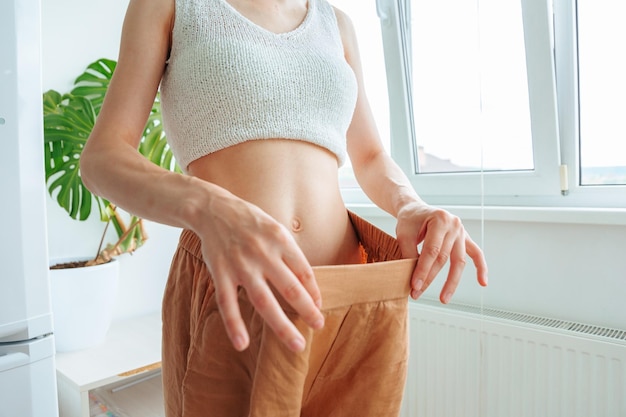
[
  {"xmin": 188, "ymin": 140, "xmax": 363, "ymax": 266},
  {"xmin": 163, "ymin": 0, "xmax": 363, "ymax": 266}
]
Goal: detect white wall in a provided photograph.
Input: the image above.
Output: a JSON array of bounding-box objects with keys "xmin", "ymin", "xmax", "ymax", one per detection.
[
  {"xmin": 41, "ymin": 0, "xmax": 126, "ymax": 93},
  {"xmin": 42, "ymin": 0, "xmax": 180, "ymax": 320},
  {"xmin": 42, "ymin": 0, "xmax": 626, "ymax": 330}
]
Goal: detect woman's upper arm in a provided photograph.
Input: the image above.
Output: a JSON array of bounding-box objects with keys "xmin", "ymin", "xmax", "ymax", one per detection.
[
  {"xmin": 333, "ymin": 6, "xmax": 387, "ymax": 169},
  {"xmin": 87, "ymin": 0, "xmax": 174, "ymax": 150}
]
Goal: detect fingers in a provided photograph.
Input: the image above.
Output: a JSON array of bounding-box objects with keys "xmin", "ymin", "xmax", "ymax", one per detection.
[
  {"xmin": 407, "ymin": 216, "xmax": 459, "ymax": 299},
  {"xmin": 217, "ymin": 268, "xmax": 323, "ymax": 353},
  {"xmin": 265, "ymin": 260, "xmax": 325, "ymax": 331},
  {"xmin": 466, "ymin": 235, "xmax": 489, "ymax": 287},
  {"xmin": 216, "ymin": 265, "xmax": 323, "ymax": 353},
  {"xmin": 200, "ymin": 202, "xmax": 324, "ymax": 353},
  {"xmin": 438, "ymin": 234, "xmax": 488, "ymax": 303},
  {"xmin": 402, "ymin": 212, "xmax": 488, "ymax": 303},
  {"xmin": 214, "ymin": 280, "xmax": 250, "ymax": 351},
  {"xmin": 408, "ymin": 229, "xmax": 444, "ymax": 299},
  {"xmin": 211, "ymin": 231, "xmax": 323, "ymax": 353},
  {"xmin": 245, "ymin": 278, "xmax": 308, "ymax": 352},
  {"xmin": 438, "ymin": 236, "xmax": 467, "ymax": 304},
  {"xmin": 281, "ymin": 244, "xmax": 323, "ymax": 310},
  {"xmin": 268, "ymin": 234, "xmax": 325, "ymax": 333}
]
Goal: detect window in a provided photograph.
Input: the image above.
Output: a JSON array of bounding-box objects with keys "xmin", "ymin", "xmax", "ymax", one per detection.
[
  {"xmin": 553, "ymin": 0, "xmax": 626, "ymax": 207},
  {"xmin": 366, "ymin": 0, "xmax": 626, "ymax": 208},
  {"xmin": 410, "ymin": 0, "xmax": 533, "ymax": 174},
  {"xmin": 576, "ymin": 0, "xmax": 626, "ymax": 186}
]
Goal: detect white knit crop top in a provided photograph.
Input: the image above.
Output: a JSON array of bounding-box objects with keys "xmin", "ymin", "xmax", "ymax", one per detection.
[{"xmin": 160, "ymin": 0, "xmax": 358, "ymax": 172}]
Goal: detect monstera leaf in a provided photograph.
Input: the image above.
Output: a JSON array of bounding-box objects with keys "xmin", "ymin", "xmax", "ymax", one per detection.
[
  {"xmin": 43, "ymin": 58, "xmax": 180, "ymax": 264},
  {"xmin": 44, "ymin": 91, "xmax": 103, "ymax": 221},
  {"xmin": 69, "ymin": 58, "xmax": 116, "ymax": 114}
]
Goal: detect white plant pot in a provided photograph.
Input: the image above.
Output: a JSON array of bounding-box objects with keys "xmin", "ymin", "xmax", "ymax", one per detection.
[{"xmin": 49, "ymin": 257, "xmax": 120, "ymax": 352}]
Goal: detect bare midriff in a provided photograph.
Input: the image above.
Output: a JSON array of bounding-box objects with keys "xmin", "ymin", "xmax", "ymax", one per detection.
[{"xmin": 187, "ymin": 139, "xmax": 363, "ymax": 266}]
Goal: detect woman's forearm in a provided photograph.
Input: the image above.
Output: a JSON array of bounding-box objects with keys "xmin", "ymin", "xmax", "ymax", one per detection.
[
  {"xmin": 80, "ymin": 138, "xmax": 232, "ymax": 234},
  {"xmin": 353, "ymin": 150, "xmax": 427, "ymax": 218}
]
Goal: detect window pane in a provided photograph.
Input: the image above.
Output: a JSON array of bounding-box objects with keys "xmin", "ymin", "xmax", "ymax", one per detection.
[
  {"xmin": 577, "ymin": 0, "xmax": 626, "ymax": 186},
  {"xmin": 410, "ymin": 0, "xmax": 533, "ymax": 173},
  {"xmin": 333, "ymin": 0, "xmax": 390, "ymax": 188}
]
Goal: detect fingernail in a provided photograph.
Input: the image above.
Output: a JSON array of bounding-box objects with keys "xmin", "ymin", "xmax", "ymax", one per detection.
[
  {"xmin": 415, "ymin": 279, "xmax": 424, "ymax": 291},
  {"xmin": 442, "ymin": 292, "xmax": 452, "ymax": 304},
  {"xmin": 289, "ymin": 337, "xmax": 306, "ymax": 352},
  {"xmin": 312, "ymin": 317, "xmax": 325, "ymax": 330},
  {"xmin": 233, "ymin": 335, "xmax": 247, "ymax": 351}
]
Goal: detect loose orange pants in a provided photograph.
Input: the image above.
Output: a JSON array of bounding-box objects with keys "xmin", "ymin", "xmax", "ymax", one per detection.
[{"xmin": 162, "ymin": 211, "xmax": 416, "ymax": 417}]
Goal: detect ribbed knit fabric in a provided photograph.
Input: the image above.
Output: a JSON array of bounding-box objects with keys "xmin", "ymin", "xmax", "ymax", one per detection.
[{"xmin": 160, "ymin": 0, "xmax": 358, "ymax": 172}]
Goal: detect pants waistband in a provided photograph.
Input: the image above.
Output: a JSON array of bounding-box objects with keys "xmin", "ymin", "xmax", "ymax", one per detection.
[
  {"xmin": 309, "ymin": 258, "xmax": 415, "ymax": 310},
  {"xmin": 177, "ymin": 210, "xmax": 415, "ymax": 311}
]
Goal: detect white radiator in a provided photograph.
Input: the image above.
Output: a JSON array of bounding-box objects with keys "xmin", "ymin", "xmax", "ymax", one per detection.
[{"xmin": 400, "ymin": 299, "xmax": 626, "ymax": 417}]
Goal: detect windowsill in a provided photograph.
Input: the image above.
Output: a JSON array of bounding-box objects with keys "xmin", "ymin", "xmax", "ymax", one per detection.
[{"xmin": 346, "ymin": 203, "xmax": 626, "ymax": 226}]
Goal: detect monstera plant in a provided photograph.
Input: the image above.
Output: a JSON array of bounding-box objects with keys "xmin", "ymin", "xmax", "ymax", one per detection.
[{"xmin": 43, "ymin": 58, "xmax": 180, "ymax": 267}]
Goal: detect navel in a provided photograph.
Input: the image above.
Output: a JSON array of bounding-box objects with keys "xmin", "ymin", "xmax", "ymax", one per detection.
[{"xmin": 291, "ymin": 217, "xmax": 303, "ymax": 233}]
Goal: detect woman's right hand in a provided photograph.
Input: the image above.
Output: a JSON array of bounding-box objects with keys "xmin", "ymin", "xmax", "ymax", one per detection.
[{"xmin": 195, "ymin": 195, "xmax": 325, "ymax": 352}]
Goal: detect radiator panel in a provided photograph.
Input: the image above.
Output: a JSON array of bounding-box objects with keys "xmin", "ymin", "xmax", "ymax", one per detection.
[{"xmin": 400, "ymin": 300, "xmax": 626, "ymax": 417}]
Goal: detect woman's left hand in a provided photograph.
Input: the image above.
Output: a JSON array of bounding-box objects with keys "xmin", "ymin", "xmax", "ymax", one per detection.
[{"xmin": 395, "ymin": 202, "xmax": 488, "ymax": 303}]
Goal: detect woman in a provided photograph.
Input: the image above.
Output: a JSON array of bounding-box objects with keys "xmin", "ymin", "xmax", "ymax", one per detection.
[{"xmin": 81, "ymin": 0, "xmax": 488, "ymax": 414}]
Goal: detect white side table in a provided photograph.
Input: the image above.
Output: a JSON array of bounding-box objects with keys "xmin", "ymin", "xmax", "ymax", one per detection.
[{"xmin": 55, "ymin": 312, "xmax": 162, "ymax": 417}]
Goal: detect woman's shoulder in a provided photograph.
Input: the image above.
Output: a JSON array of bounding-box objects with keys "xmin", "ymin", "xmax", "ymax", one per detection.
[
  {"xmin": 125, "ymin": 0, "xmax": 175, "ymax": 33},
  {"xmin": 327, "ymin": 3, "xmax": 358, "ymax": 56}
]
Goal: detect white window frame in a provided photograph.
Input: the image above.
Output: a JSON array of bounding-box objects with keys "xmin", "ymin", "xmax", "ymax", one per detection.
[
  {"xmin": 361, "ymin": 0, "xmax": 626, "ymax": 209},
  {"xmin": 553, "ymin": 0, "xmax": 626, "ymax": 208}
]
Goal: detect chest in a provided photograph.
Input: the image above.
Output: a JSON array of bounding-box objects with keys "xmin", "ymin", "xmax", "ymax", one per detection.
[{"xmin": 222, "ymin": 0, "xmax": 309, "ymax": 34}]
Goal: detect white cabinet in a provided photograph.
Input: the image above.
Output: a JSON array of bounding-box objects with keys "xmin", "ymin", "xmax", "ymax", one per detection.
[
  {"xmin": 55, "ymin": 313, "xmax": 164, "ymax": 417},
  {"xmin": 0, "ymin": 337, "xmax": 57, "ymax": 417}
]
